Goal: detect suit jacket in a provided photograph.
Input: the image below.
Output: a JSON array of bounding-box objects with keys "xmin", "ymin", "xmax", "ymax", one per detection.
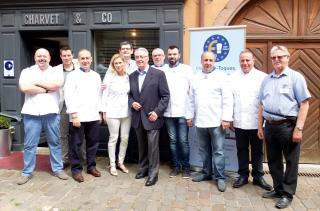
[{"xmin": 129, "ymin": 66, "xmax": 170, "ymax": 130}]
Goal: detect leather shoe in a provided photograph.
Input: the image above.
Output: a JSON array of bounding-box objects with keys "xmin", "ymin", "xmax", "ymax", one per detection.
[
  {"xmin": 275, "ymin": 196, "xmax": 292, "ymax": 209},
  {"xmin": 135, "ymin": 172, "xmax": 148, "ymax": 179},
  {"xmin": 87, "ymin": 168, "xmax": 101, "ymax": 177},
  {"xmin": 63, "ymin": 162, "xmax": 70, "ymax": 169},
  {"xmin": 145, "ymin": 176, "xmax": 158, "ymax": 186},
  {"xmin": 262, "ymin": 190, "xmax": 281, "ymax": 199},
  {"xmin": 253, "ymin": 177, "xmax": 272, "ymax": 191},
  {"xmin": 72, "ymin": 172, "xmax": 84, "ymax": 183},
  {"xmin": 232, "ymin": 177, "xmax": 248, "ymax": 188}
]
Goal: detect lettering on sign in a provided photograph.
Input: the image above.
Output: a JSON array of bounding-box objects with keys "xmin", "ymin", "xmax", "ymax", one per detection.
[
  {"xmin": 23, "ymin": 13, "xmax": 62, "ymax": 25},
  {"xmin": 101, "ymin": 12, "xmax": 113, "ymax": 23},
  {"xmin": 93, "ymin": 11, "xmax": 121, "ymax": 24},
  {"xmin": 74, "ymin": 13, "xmax": 82, "ymax": 24}
]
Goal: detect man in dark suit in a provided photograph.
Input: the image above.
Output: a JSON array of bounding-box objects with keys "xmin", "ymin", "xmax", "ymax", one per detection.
[{"xmin": 129, "ymin": 47, "xmax": 170, "ymax": 186}]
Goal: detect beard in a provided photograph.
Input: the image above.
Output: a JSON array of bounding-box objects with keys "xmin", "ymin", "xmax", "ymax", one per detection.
[{"xmin": 169, "ymin": 58, "xmax": 177, "ymax": 66}]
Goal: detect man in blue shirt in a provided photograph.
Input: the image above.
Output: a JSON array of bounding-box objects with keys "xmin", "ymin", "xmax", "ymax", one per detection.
[{"xmin": 258, "ymin": 45, "xmax": 311, "ymax": 209}]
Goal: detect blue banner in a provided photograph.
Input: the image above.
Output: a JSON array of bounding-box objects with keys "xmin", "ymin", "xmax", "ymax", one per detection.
[
  {"xmin": 189, "ymin": 25, "xmax": 246, "ymax": 75},
  {"xmin": 188, "ymin": 26, "xmax": 246, "ymax": 172}
]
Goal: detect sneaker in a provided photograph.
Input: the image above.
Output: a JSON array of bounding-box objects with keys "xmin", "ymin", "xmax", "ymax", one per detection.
[
  {"xmin": 17, "ymin": 175, "xmax": 32, "ymax": 185},
  {"xmin": 217, "ymin": 180, "xmax": 226, "ymax": 192},
  {"xmin": 182, "ymin": 169, "xmax": 191, "ymax": 179},
  {"xmin": 169, "ymin": 168, "xmax": 180, "ymax": 177},
  {"xmin": 54, "ymin": 171, "xmax": 69, "ymax": 180}
]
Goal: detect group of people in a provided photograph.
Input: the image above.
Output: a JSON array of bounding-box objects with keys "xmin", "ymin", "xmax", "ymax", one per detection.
[{"xmin": 17, "ymin": 41, "xmax": 310, "ymax": 209}]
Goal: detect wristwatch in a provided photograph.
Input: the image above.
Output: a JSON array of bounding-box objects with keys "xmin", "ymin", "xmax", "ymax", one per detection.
[{"xmin": 295, "ymin": 126, "xmax": 303, "ymax": 131}]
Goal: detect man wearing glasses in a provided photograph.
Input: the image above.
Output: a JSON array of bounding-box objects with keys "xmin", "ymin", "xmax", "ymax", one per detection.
[
  {"xmin": 129, "ymin": 47, "xmax": 170, "ymax": 186},
  {"xmin": 258, "ymin": 45, "xmax": 311, "ymax": 209}
]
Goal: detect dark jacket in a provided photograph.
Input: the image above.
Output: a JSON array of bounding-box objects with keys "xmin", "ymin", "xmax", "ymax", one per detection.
[{"xmin": 128, "ymin": 66, "xmax": 170, "ymax": 130}]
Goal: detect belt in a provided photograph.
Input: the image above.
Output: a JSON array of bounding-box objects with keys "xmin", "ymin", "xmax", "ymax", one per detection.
[{"xmin": 266, "ymin": 119, "xmax": 291, "ymax": 125}]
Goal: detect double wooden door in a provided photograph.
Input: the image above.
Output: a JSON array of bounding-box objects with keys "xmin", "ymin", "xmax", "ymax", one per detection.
[{"xmin": 231, "ymin": 0, "xmax": 320, "ymax": 163}]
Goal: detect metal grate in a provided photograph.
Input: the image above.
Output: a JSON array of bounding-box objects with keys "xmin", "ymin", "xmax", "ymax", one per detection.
[{"xmin": 264, "ymin": 170, "xmax": 320, "ymax": 177}]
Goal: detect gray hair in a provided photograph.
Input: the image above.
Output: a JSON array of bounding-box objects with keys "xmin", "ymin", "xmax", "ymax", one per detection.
[
  {"xmin": 270, "ymin": 45, "xmax": 290, "ymax": 56},
  {"xmin": 135, "ymin": 47, "xmax": 149, "ymax": 57},
  {"xmin": 239, "ymin": 49, "xmax": 254, "ymax": 58},
  {"xmin": 152, "ymin": 48, "xmax": 165, "ymax": 56},
  {"xmin": 201, "ymin": 51, "xmax": 216, "ymax": 60}
]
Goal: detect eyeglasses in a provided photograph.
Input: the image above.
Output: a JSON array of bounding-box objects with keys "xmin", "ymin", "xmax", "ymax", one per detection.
[
  {"xmin": 121, "ymin": 47, "xmax": 131, "ymax": 51},
  {"xmin": 271, "ymin": 55, "xmax": 288, "ymax": 60},
  {"xmin": 135, "ymin": 55, "xmax": 148, "ymax": 59}
]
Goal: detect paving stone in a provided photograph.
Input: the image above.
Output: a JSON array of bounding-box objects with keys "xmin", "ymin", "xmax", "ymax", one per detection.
[
  {"xmin": 172, "ymin": 201, "xmax": 186, "ymax": 209},
  {"xmin": 301, "ymin": 198, "xmax": 318, "ymax": 209},
  {"xmin": 200, "ymin": 206, "xmax": 212, "ymax": 211},
  {"xmin": 225, "ymin": 199, "xmax": 239, "ymax": 208},
  {"xmin": 0, "ymin": 162, "xmax": 318, "ymax": 210},
  {"xmin": 211, "ymin": 204, "xmax": 226, "ymax": 211},
  {"xmin": 237, "ymin": 198, "xmax": 251, "ymax": 207}
]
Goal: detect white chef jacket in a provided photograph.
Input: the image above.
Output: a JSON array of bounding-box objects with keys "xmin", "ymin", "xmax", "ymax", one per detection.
[
  {"xmin": 163, "ymin": 63, "xmax": 193, "ymax": 118},
  {"xmin": 187, "ymin": 70, "xmax": 233, "ymax": 128},
  {"xmin": 231, "ymin": 68, "xmax": 267, "ymax": 129},
  {"xmin": 64, "ymin": 68, "xmax": 102, "ymax": 122}
]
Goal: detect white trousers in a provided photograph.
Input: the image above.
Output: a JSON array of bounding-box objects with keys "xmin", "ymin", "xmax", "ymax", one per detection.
[{"xmin": 106, "ymin": 116, "xmax": 131, "ymax": 167}]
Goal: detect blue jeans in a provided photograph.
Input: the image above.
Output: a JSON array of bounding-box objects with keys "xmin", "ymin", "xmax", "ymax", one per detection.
[
  {"xmin": 196, "ymin": 126, "xmax": 226, "ymax": 181},
  {"xmin": 165, "ymin": 117, "xmax": 190, "ymax": 170},
  {"xmin": 22, "ymin": 114, "xmax": 63, "ymax": 176}
]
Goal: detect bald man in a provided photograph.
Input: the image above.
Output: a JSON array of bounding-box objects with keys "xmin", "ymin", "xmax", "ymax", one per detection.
[
  {"xmin": 64, "ymin": 49, "xmax": 103, "ymax": 183},
  {"xmin": 187, "ymin": 51, "xmax": 233, "ymax": 192},
  {"xmin": 18, "ymin": 48, "xmax": 68, "ymax": 185}
]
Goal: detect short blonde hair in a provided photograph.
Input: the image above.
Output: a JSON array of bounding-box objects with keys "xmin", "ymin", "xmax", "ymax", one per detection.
[{"xmin": 109, "ymin": 53, "xmax": 127, "ymax": 75}]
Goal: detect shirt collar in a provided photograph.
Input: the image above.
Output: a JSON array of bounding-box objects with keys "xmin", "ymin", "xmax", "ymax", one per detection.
[
  {"xmin": 154, "ymin": 63, "xmax": 165, "ymax": 68},
  {"xmin": 80, "ymin": 67, "xmax": 90, "ymax": 72},
  {"xmin": 270, "ymin": 67, "xmax": 289, "ymax": 78},
  {"xmin": 138, "ymin": 65, "xmax": 149, "ymax": 75},
  {"xmin": 202, "ymin": 67, "xmax": 215, "ymax": 74},
  {"xmin": 63, "ymin": 62, "xmax": 75, "ymax": 72}
]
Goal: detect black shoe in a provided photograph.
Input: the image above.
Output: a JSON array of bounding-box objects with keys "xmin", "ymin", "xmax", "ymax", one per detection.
[
  {"xmin": 232, "ymin": 177, "xmax": 248, "ymax": 188},
  {"xmin": 275, "ymin": 196, "xmax": 292, "ymax": 209},
  {"xmin": 169, "ymin": 168, "xmax": 180, "ymax": 178},
  {"xmin": 253, "ymin": 177, "xmax": 272, "ymax": 191},
  {"xmin": 63, "ymin": 162, "xmax": 70, "ymax": 170},
  {"xmin": 135, "ymin": 172, "xmax": 147, "ymax": 179},
  {"xmin": 145, "ymin": 176, "xmax": 158, "ymax": 186},
  {"xmin": 192, "ymin": 174, "xmax": 212, "ymax": 182},
  {"xmin": 182, "ymin": 169, "xmax": 191, "ymax": 179},
  {"xmin": 262, "ymin": 190, "xmax": 281, "ymax": 199}
]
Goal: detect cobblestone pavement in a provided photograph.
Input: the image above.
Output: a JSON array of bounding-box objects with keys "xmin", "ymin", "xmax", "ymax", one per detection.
[{"xmin": 0, "ymin": 157, "xmax": 319, "ymax": 211}]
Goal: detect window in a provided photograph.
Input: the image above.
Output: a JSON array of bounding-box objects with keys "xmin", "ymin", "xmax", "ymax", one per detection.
[{"xmin": 94, "ymin": 29, "xmax": 159, "ymax": 77}]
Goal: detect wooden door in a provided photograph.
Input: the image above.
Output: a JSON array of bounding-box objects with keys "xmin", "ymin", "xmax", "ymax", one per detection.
[
  {"xmin": 231, "ymin": 0, "xmax": 320, "ymax": 163},
  {"xmin": 247, "ymin": 42, "xmax": 320, "ymax": 163}
]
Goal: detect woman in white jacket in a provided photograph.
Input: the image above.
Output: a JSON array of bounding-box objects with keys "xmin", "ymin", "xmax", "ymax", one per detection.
[{"xmin": 102, "ymin": 54, "xmax": 131, "ymax": 176}]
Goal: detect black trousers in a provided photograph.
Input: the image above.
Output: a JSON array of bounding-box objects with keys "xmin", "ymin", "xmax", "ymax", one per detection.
[
  {"xmin": 235, "ymin": 128, "xmax": 264, "ymax": 179},
  {"xmin": 69, "ymin": 121, "xmax": 100, "ymax": 174},
  {"xmin": 134, "ymin": 121, "xmax": 160, "ymax": 178},
  {"xmin": 265, "ymin": 122, "xmax": 300, "ymax": 198}
]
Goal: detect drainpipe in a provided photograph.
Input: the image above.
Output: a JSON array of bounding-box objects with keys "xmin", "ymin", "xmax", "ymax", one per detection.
[{"xmin": 199, "ymin": 0, "xmax": 204, "ymax": 27}]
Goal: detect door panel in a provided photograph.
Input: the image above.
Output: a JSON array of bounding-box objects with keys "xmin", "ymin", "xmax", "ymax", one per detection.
[{"xmin": 247, "ymin": 42, "xmax": 320, "ymax": 163}]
